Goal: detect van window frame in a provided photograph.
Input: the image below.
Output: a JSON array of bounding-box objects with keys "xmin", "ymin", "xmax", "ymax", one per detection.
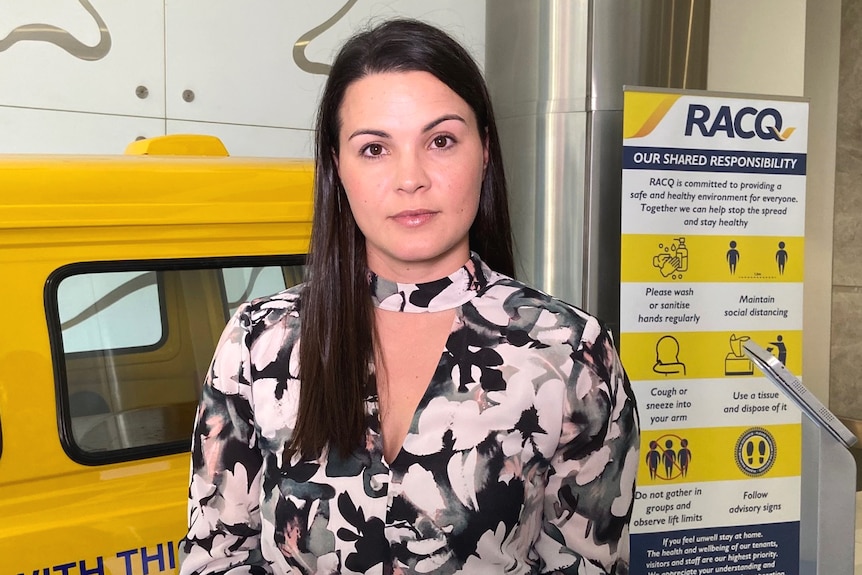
[{"xmin": 45, "ymin": 255, "xmax": 306, "ymax": 466}]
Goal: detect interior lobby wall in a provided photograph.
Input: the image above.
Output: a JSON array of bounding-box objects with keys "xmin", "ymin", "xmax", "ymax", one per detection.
[{"xmin": 707, "ymin": 0, "xmax": 841, "ymax": 404}]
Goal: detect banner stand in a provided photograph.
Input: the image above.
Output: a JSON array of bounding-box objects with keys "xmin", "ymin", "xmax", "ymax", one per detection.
[
  {"xmin": 620, "ymin": 88, "xmax": 852, "ymax": 574},
  {"xmin": 743, "ymin": 340, "xmax": 857, "ymax": 574},
  {"xmin": 800, "ymin": 418, "xmax": 856, "ymax": 574}
]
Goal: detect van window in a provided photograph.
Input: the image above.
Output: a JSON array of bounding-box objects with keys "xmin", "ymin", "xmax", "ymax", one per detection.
[
  {"xmin": 46, "ymin": 257, "xmax": 305, "ymax": 465},
  {"xmin": 58, "ymin": 271, "xmax": 164, "ymax": 354}
]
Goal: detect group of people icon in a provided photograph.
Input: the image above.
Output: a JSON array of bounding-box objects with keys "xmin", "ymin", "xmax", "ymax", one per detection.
[{"xmin": 646, "ymin": 438, "xmax": 692, "ymax": 480}]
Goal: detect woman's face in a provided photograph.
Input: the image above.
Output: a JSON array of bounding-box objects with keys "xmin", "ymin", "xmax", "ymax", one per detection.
[{"xmin": 336, "ymin": 71, "xmax": 487, "ymax": 283}]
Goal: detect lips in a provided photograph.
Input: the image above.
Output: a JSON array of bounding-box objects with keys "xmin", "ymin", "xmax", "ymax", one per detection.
[{"xmin": 391, "ymin": 209, "xmax": 438, "ymax": 227}]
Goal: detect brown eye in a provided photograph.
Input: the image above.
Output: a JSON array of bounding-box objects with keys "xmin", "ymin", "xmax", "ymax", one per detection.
[
  {"xmin": 366, "ymin": 144, "xmax": 383, "ymax": 156},
  {"xmin": 432, "ymin": 135, "xmax": 450, "ymax": 148}
]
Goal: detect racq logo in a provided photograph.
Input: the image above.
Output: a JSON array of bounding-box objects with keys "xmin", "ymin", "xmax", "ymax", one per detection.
[{"xmin": 684, "ymin": 104, "xmax": 796, "ymax": 141}]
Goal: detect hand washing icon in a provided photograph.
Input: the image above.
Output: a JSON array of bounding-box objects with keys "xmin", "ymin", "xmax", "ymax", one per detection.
[{"xmin": 652, "ymin": 237, "xmax": 688, "ymax": 279}]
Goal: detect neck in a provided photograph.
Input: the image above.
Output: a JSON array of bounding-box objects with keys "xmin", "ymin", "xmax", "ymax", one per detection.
[
  {"xmin": 369, "ymin": 252, "xmax": 489, "ymax": 314},
  {"xmin": 365, "ymin": 248, "xmax": 471, "ymax": 284}
]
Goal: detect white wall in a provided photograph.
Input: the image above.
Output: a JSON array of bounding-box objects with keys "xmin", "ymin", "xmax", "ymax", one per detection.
[
  {"xmin": 0, "ymin": 1, "xmax": 486, "ymax": 157},
  {"xmin": 707, "ymin": 0, "xmax": 841, "ymax": 402},
  {"xmin": 800, "ymin": 0, "xmax": 841, "ymax": 405},
  {"xmin": 708, "ymin": 0, "xmax": 806, "ymax": 97}
]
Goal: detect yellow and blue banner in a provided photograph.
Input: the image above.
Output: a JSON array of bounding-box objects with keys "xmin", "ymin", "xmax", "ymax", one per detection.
[{"xmin": 622, "ymin": 87, "xmax": 808, "ymax": 575}]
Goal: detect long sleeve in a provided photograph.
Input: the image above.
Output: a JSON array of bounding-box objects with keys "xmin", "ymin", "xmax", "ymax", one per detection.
[
  {"xmin": 180, "ymin": 304, "xmax": 270, "ymax": 575},
  {"xmin": 536, "ymin": 322, "xmax": 640, "ymax": 575}
]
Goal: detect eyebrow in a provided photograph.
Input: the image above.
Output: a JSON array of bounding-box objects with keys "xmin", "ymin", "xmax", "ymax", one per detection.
[{"xmin": 347, "ymin": 114, "xmax": 467, "ymax": 141}]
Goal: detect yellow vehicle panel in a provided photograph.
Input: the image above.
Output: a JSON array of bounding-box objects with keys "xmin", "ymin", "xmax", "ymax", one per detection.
[{"xmin": 0, "ymin": 139, "xmax": 313, "ymax": 574}]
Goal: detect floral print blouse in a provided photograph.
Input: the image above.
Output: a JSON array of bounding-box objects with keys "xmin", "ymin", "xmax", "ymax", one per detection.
[{"xmin": 180, "ymin": 254, "xmax": 639, "ymax": 575}]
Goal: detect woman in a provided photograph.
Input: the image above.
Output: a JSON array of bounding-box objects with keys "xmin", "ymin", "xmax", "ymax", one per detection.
[{"xmin": 180, "ymin": 18, "xmax": 639, "ymax": 575}]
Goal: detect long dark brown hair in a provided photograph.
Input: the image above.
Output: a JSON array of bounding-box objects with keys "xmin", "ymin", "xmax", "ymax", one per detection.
[{"xmin": 294, "ymin": 18, "xmax": 514, "ymax": 458}]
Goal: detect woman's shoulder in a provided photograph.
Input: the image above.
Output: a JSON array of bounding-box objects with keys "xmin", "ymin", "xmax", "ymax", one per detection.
[
  {"xmin": 241, "ymin": 283, "xmax": 305, "ymax": 331},
  {"xmin": 478, "ymin": 272, "xmax": 608, "ymax": 348},
  {"xmin": 476, "ymin": 273, "xmax": 626, "ymax": 394}
]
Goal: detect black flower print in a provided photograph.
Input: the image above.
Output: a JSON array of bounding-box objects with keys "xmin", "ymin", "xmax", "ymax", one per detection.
[{"xmin": 181, "ymin": 254, "xmax": 640, "ymax": 575}]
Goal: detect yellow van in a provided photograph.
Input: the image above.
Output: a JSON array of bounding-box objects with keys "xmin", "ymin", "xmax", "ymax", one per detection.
[{"xmin": 0, "ymin": 136, "xmax": 313, "ymax": 575}]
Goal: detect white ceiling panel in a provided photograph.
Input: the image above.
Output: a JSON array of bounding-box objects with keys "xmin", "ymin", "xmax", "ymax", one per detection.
[
  {"xmin": 164, "ymin": 0, "xmax": 485, "ymax": 129},
  {"xmin": 0, "ymin": 1, "xmax": 165, "ymax": 118},
  {"xmin": 166, "ymin": 120, "xmax": 313, "ymax": 159},
  {"xmin": 0, "ymin": 106, "xmax": 164, "ymax": 154}
]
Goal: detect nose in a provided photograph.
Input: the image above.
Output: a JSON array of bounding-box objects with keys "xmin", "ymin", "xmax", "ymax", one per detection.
[{"xmin": 395, "ymin": 148, "xmax": 430, "ymax": 193}]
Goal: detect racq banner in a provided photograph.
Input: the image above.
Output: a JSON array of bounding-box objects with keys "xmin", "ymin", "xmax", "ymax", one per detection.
[{"xmin": 620, "ymin": 87, "xmax": 808, "ymax": 575}]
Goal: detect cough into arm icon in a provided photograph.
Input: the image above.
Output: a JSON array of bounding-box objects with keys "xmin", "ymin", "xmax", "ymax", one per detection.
[{"xmin": 653, "ymin": 335, "xmax": 686, "ymax": 376}]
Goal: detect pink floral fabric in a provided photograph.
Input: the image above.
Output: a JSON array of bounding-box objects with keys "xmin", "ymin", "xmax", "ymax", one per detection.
[{"xmin": 180, "ymin": 255, "xmax": 639, "ymax": 574}]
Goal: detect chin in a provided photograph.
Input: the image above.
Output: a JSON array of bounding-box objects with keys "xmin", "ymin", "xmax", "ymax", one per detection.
[{"xmin": 381, "ymin": 244, "xmax": 469, "ymax": 271}]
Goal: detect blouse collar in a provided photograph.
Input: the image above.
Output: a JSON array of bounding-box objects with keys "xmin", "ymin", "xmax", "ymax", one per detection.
[{"xmin": 370, "ymin": 252, "xmax": 490, "ymax": 313}]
